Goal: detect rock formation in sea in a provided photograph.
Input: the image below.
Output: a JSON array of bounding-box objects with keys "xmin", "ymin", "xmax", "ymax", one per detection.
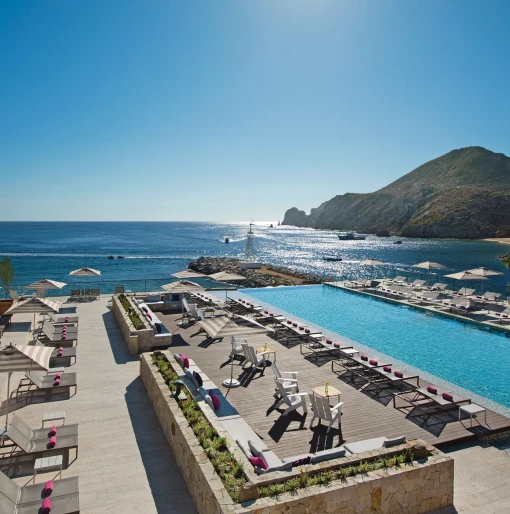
[{"xmin": 282, "ymin": 146, "xmax": 510, "ymax": 239}]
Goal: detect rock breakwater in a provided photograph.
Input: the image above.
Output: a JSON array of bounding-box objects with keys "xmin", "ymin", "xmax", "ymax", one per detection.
[{"xmin": 188, "ymin": 257, "xmax": 322, "ymax": 288}]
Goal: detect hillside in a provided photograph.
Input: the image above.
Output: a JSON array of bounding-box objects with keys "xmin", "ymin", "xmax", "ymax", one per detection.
[{"xmin": 282, "ymin": 146, "xmax": 510, "ymax": 238}]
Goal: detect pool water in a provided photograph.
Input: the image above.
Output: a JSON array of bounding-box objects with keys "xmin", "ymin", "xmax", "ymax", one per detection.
[{"xmin": 246, "ymin": 285, "xmax": 510, "ymax": 409}]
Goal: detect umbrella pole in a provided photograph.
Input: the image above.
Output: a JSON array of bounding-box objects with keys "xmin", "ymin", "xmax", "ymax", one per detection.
[{"xmin": 4, "ymin": 372, "xmax": 11, "ymax": 431}]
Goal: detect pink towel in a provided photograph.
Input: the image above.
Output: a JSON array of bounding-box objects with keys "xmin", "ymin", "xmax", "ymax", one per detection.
[
  {"xmin": 41, "ymin": 497, "xmax": 52, "ymax": 514},
  {"xmin": 49, "ymin": 425, "xmax": 57, "ymax": 436},
  {"xmin": 47, "ymin": 436, "xmax": 56, "ymax": 448},
  {"xmin": 43, "ymin": 480, "xmax": 54, "ymax": 495},
  {"xmin": 53, "ymin": 379, "xmax": 60, "ymax": 386}
]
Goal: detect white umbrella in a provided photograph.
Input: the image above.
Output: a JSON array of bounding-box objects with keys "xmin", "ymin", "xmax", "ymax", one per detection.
[
  {"xmin": 0, "ymin": 343, "xmax": 53, "ymax": 429},
  {"xmin": 467, "ymin": 267, "xmax": 503, "ymax": 277},
  {"xmin": 69, "ymin": 267, "xmax": 101, "ymax": 295},
  {"xmin": 444, "ymin": 272, "xmax": 489, "ymax": 281},
  {"xmin": 172, "ymin": 270, "xmax": 207, "ymax": 279},
  {"xmin": 161, "ymin": 280, "xmax": 204, "ymax": 293},
  {"xmin": 359, "ymin": 259, "xmax": 386, "ymax": 266},
  {"xmin": 5, "ymin": 297, "xmax": 61, "ymax": 330},
  {"xmin": 413, "ymin": 261, "xmax": 446, "ymax": 270},
  {"xmin": 25, "ymin": 279, "xmax": 67, "ymax": 298},
  {"xmin": 197, "ymin": 315, "xmax": 271, "ymax": 389},
  {"xmin": 209, "ymin": 271, "xmax": 246, "ymax": 301}
]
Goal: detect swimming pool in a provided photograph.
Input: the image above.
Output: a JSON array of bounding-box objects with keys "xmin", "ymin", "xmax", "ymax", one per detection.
[{"xmin": 246, "ymin": 285, "xmax": 510, "ymax": 409}]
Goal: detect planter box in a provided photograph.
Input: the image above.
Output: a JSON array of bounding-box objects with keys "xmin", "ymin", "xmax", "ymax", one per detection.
[
  {"xmin": 0, "ymin": 300, "xmax": 14, "ymax": 316},
  {"xmin": 140, "ymin": 352, "xmax": 455, "ymax": 514}
]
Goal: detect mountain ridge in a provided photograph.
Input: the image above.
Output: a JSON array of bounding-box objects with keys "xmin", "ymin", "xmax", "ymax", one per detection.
[{"xmin": 282, "ymin": 146, "xmax": 510, "ymax": 239}]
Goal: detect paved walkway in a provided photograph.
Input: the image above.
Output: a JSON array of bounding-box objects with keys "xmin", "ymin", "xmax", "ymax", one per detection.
[{"xmin": 1, "ymin": 297, "xmax": 196, "ymax": 514}]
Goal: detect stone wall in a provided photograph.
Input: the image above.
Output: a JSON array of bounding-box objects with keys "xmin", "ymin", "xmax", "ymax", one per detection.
[
  {"xmin": 140, "ymin": 353, "xmax": 237, "ymax": 514},
  {"xmin": 140, "ymin": 352, "xmax": 455, "ymax": 514}
]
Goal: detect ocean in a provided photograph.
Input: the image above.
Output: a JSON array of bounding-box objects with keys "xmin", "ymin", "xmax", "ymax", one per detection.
[{"xmin": 0, "ymin": 221, "xmax": 508, "ymax": 296}]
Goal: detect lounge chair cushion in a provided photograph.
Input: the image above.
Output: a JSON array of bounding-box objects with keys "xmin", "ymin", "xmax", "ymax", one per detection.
[
  {"xmin": 185, "ymin": 369, "xmax": 199, "ymax": 389},
  {"xmin": 383, "ymin": 436, "xmax": 406, "ymax": 447},
  {"xmin": 281, "ymin": 453, "xmax": 312, "ymax": 465},
  {"xmin": 311, "ymin": 446, "xmax": 347, "ymax": 464},
  {"xmin": 260, "ymin": 451, "xmax": 284, "ymax": 469},
  {"xmin": 343, "ymin": 437, "xmax": 387, "ymax": 454},
  {"xmin": 248, "ymin": 439, "xmax": 266, "ymax": 459},
  {"xmin": 236, "ymin": 439, "xmax": 252, "ymax": 460},
  {"xmin": 193, "ymin": 371, "xmax": 203, "ymax": 387},
  {"xmin": 173, "ymin": 354, "xmax": 184, "ymax": 368},
  {"xmin": 204, "ymin": 395, "xmax": 214, "ymax": 410}
]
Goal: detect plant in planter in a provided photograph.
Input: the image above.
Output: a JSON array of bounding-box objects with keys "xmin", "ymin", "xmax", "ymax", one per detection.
[{"xmin": 0, "ymin": 258, "xmax": 15, "ymax": 315}]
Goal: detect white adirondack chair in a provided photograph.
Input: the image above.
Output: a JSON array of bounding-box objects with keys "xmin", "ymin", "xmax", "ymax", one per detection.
[
  {"xmin": 309, "ymin": 394, "xmax": 343, "ymax": 433},
  {"xmin": 271, "ymin": 362, "xmax": 298, "ymax": 398},
  {"xmin": 242, "ymin": 345, "xmax": 268, "ymax": 370},
  {"xmin": 230, "ymin": 337, "xmax": 248, "ymax": 361},
  {"xmin": 275, "ymin": 381, "xmax": 308, "ymax": 416}
]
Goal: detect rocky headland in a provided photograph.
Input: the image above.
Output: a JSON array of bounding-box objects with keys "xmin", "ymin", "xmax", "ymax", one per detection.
[
  {"xmin": 283, "ymin": 146, "xmax": 510, "ymax": 239},
  {"xmin": 188, "ymin": 257, "xmax": 322, "ymax": 288}
]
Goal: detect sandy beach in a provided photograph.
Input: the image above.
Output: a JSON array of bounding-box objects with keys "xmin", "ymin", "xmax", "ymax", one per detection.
[{"xmin": 482, "ymin": 238, "xmax": 510, "ymax": 245}]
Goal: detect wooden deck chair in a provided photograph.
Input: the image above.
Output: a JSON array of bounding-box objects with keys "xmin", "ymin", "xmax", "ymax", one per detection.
[{"xmin": 309, "ymin": 394, "xmax": 343, "ymax": 432}]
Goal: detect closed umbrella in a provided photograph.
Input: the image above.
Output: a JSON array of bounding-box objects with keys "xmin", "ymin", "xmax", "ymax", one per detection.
[
  {"xmin": 0, "ymin": 343, "xmax": 53, "ymax": 429},
  {"xmin": 69, "ymin": 267, "xmax": 101, "ymax": 298},
  {"xmin": 197, "ymin": 315, "xmax": 271, "ymax": 389}
]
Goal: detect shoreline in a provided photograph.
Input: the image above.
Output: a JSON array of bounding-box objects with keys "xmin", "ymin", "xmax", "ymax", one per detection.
[{"xmin": 482, "ymin": 238, "xmax": 510, "ymax": 245}]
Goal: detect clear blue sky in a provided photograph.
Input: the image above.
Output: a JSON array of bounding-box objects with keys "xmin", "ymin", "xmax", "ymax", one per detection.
[{"xmin": 2, "ymin": 0, "xmax": 510, "ymax": 222}]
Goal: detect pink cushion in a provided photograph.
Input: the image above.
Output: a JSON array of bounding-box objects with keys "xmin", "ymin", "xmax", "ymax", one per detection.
[
  {"xmin": 292, "ymin": 323, "xmax": 297, "ymax": 327},
  {"xmin": 53, "ymin": 379, "xmax": 60, "ymax": 386},
  {"xmin": 180, "ymin": 354, "xmax": 189, "ymax": 369},
  {"xmin": 249, "ymin": 456, "xmax": 268, "ymax": 470},
  {"xmin": 54, "ymin": 373, "xmax": 62, "ymax": 380},
  {"xmin": 287, "ymin": 320, "xmax": 292, "ymax": 325},
  {"xmin": 427, "ymin": 386, "xmax": 437, "ymax": 394},
  {"xmin": 326, "ymin": 339, "xmax": 332, "ymax": 344},
  {"xmin": 383, "ymin": 366, "xmax": 391, "ymax": 373},
  {"xmin": 42, "ymin": 498, "xmax": 52, "ymax": 514},
  {"xmin": 305, "ymin": 329, "xmax": 310, "ymax": 333},
  {"xmin": 49, "ymin": 426, "xmax": 57, "ymax": 436},
  {"xmin": 369, "ymin": 359, "xmax": 378, "ymax": 366},
  {"xmin": 333, "ymin": 343, "xmax": 340, "ymax": 348},
  {"xmin": 61, "ymin": 335, "xmax": 66, "ymax": 340},
  {"xmin": 442, "ymin": 392, "xmax": 453, "ymax": 401},
  {"xmin": 209, "ymin": 390, "xmax": 220, "ymax": 410},
  {"xmin": 264, "ymin": 310, "xmax": 268, "ymax": 314},
  {"xmin": 58, "ymin": 346, "xmax": 64, "ymax": 352},
  {"xmin": 299, "ymin": 326, "xmax": 304, "ymax": 330},
  {"xmin": 394, "ymin": 371, "xmax": 403, "ymax": 378},
  {"xmin": 47, "ymin": 436, "xmax": 56, "ymax": 448},
  {"xmin": 44, "ymin": 480, "xmax": 54, "ymax": 495},
  {"xmin": 269, "ymin": 313, "xmax": 274, "ymax": 316},
  {"xmin": 360, "ymin": 355, "xmax": 368, "ymax": 361}
]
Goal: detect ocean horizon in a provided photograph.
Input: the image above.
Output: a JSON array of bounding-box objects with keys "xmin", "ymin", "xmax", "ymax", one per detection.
[{"xmin": 0, "ymin": 221, "xmax": 508, "ymax": 296}]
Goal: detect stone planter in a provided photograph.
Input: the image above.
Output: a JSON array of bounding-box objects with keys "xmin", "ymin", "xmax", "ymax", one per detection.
[{"xmin": 140, "ymin": 352, "xmax": 455, "ymax": 514}]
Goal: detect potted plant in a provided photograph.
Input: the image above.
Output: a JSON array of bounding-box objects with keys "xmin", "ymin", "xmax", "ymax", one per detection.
[{"xmin": 0, "ymin": 257, "xmax": 15, "ymax": 315}]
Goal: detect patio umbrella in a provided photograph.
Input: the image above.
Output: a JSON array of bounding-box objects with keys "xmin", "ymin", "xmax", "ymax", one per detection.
[
  {"xmin": 25, "ymin": 279, "xmax": 67, "ymax": 298},
  {"xmin": 413, "ymin": 261, "xmax": 446, "ymax": 270},
  {"xmin": 197, "ymin": 315, "xmax": 271, "ymax": 389},
  {"xmin": 208, "ymin": 271, "xmax": 246, "ymax": 301},
  {"xmin": 69, "ymin": 267, "xmax": 101, "ymax": 295},
  {"xmin": 161, "ymin": 280, "xmax": 204, "ymax": 293},
  {"xmin": 4, "ymin": 297, "xmax": 61, "ymax": 330},
  {"xmin": 444, "ymin": 271, "xmax": 488, "ymax": 294},
  {"xmin": 0, "ymin": 343, "xmax": 53, "ymax": 429},
  {"xmin": 467, "ymin": 267, "xmax": 503, "ymax": 277},
  {"xmin": 172, "ymin": 270, "xmax": 207, "ymax": 279}
]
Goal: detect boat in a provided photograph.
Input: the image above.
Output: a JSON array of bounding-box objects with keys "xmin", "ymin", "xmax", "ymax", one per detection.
[
  {"xmin": 323, "ymin": 256, "xmax": 343, "ymax": 262},
  {"xmin": 393, "ymin": 241, "xmax": 402, "ymax": 245},
  {"xmin": 224, "ymin": 237, "xmax": 230, "ymax": 243},
  {"xmin": 337, "ymin": 232, "xmax": 366, "ymax": 241},
  {"xmin": 107, "ymin": 255, "xmax": 114, "ymax": 259},
  {"xmin": 117, "ymin": 255, "xmax": 125, "ymax": 258}
]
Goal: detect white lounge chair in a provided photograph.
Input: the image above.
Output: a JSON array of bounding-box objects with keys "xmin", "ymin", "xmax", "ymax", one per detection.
[
  {"xmin": 271, "ymin": 362, "xmax": 298, "ymax": 398},
  {"xmin": 309, "ymin": 394, "xmax": 343, "ymax": 433},
  {"xmin": 242, "ymin": 345, "xmax": 269, "ymax": 370},
  {"xmin": 274, "ymin": 382, "xmax": 308, "ymax": 416}
]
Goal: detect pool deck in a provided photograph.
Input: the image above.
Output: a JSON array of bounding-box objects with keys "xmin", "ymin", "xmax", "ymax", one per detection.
[
  {"xmin": 325, "ymin": 280, "xmax": 510, "ymax": 337},
  {"xmin": 158, "ymin": 309, "xmax": 510, "ymax": 454}
]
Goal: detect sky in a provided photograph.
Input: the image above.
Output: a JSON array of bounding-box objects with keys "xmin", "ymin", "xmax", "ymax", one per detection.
[{"xmin": 1, "ymin": 0, "xmax": 510, "ymax": 222}]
